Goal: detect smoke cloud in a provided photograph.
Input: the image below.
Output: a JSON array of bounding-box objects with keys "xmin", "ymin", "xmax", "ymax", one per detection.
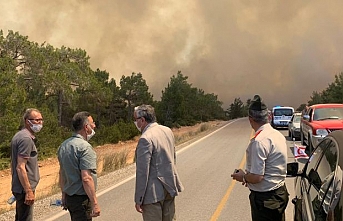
[{"xmin": 1, "ymin": 1, "xmax": 343, "ymax": 109}]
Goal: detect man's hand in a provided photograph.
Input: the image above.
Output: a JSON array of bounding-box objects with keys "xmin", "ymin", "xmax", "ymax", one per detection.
[
  {"xmin": 24, "ymin": 190, "xmax": 35, "ymax": 205},
  {"xmin": 135, "ymin": 203, "xmax": 143, "ymax": 213},
  {"xmin": 231, "ymin": 169, "xmax": 245, "ymax": 182},
  {"xmin": 90, "ymin": 203, "xmax": 100, "ymax": 217}
]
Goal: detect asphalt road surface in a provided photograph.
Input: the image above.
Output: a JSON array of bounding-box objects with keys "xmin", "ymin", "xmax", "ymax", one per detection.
[{"xmin": 42, "ymin": 118, "xmax": 304, "ymax": 221}]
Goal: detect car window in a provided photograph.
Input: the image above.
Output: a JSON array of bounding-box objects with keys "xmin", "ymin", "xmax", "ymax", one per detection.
[
  {"xmin": 293, "ymin": 115, "xmax": 301, "ymax": 123},
  {"xmin": 313, "ymin": 107, "xmax": 343, "ymax": 121},
  {"xmin": 274, "ymin": 109, "xmax": 293, "ymax": 116},
  {"xmin": 305, "ymin": 138, "xmax": 339, "ymax": 220}
]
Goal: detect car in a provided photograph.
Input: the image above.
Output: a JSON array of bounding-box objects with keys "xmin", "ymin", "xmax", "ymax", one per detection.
[
  {"xmin": 300, "ymin": 103, "xmax": 343, "ymax": 153},
  {"xmin": 271, "ymin": 106, "xmax": 294, "ymax": 128},
  {"xmin": 288, "ymin": 112, "xmax": 302, "ymax": 140},
  {"xmin": 287, "ymin": 130, "xmax": 343, "ymax": 221}
]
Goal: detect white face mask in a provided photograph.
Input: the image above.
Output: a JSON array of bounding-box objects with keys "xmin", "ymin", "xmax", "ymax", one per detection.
[
  {"xmin": 28, "ymin": 120, "xmax": 43, "ymax": 133},
  {"xmin": 86, "ymin": 127, "xmax": 95, "ymax": 141},
  {"xmin": 134, "ymin": 121, "xmax": 141, "ymax": 132}
]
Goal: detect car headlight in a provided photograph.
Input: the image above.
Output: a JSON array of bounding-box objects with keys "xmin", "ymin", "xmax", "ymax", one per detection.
[{"xmin": 316, "ymin": 129, "xmax": 329, "ymax": 136}]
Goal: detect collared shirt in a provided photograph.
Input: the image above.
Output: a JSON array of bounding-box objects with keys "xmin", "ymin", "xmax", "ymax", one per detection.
[
  {"xmin": 246, "ymin": 123, "xmax": 287, "ymax": 192},
  {"xmin": 11, "ymin": 129, "xmax": 40, "ymax": 193},
  {"xmin": 58, "ymin": 133, "xmax": 97, "ymax": 196}
]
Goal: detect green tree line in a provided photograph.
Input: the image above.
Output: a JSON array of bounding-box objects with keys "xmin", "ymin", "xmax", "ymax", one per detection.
[
  {"xmin": 0, "ymin": 30, "xmax": 226, "ymax": 168},
  {"xmin": 307, "ymin": 72, "xmax": 343, "ymax": 105},
  {"xmin": 226, "ymin": 72, "xmax": 343, "ymax": 118}
]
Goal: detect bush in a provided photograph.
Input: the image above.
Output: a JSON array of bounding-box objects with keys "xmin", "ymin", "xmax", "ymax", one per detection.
[
  {"xmin": 0, "ymin": 158, "xmax": 10, "ymax": 170},
  {"xmin": 200, "ymin": 123, "xmax": 210, "ymax": 132}
]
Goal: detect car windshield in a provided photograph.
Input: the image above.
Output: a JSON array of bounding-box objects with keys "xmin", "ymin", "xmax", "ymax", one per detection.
[
  {"xmin": 274, "ymin": 109, "xmax": 293, "ymax": 116},
  {"xmin": 293, "ymin": 115, "xmax": 301, "ymax": 123},
  {"xmin": 313, "ymin": 107, "xmax": 343, "ymax": 121}
]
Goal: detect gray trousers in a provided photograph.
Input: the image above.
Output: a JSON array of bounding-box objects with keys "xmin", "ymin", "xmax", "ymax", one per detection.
[{"xmin": 142, "ymin": 191, "xmax": 176, "ymax": 221}]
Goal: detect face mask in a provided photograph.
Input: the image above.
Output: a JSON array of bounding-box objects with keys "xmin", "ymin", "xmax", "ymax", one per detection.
[
  {"xmin": 28, "ymin": 120, "xmax": 43, "ymax": 133},
  {"xmin": 86, "ymin": 127, "xmax": 96, "ymax": 141},
  {"xmin": 134, "ymin": 121, "xmax": 141, "ymax": 132}
]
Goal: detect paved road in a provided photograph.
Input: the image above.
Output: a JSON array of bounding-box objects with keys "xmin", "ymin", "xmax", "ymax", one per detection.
[{"xmin": 42, "ymin": 118, "xmax": 304, "ymax": 221}]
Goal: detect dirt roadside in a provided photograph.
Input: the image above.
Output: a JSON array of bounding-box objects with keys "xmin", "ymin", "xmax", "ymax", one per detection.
[{"xmin": 0, "ymin": 121, "xmax": 226, "ymax": 213}]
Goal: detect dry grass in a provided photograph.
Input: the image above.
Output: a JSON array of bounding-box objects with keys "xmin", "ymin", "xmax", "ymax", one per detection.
[
  {"xmin": 174, "ymin": 122, "xmax": 211, "ymax": 145},
  {"xmin": 97, "ymin": 148, "xmax": 130, "ymax": 175}
]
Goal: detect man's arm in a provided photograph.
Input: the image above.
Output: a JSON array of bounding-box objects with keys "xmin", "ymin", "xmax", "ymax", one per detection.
[
  {"xmin": 58, "ymin": 168, "xmax": 64, "ymax": 190},
  {"xmin": 81, "ymin": 169, "xmax": 100, "ymax": 217},
  {"xmin": 134, "ymin": 138, "xmax": 152, "ymax": 206},
  {"xmin": 58, "ymin": 168, "xmax": 66, "ymax": 207},
  {"xmin": 244, "ymin": 172, "xmax": 264, "ymax": 184},
  {"xmin": 16, "ymin": 156, "xmax": 35, "ymax": 205},
  {"xmin": 231, "ymin": 170, "xmax": 263, "ymax": 185}
]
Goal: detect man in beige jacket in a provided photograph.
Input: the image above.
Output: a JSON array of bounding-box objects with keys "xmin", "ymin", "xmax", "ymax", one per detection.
[{"xmin": 134, "ymin": 104, "xmax": 184, "ymax": 221}]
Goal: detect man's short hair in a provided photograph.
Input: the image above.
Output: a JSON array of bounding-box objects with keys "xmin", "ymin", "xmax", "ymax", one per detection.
[
  {"xmin": 249, "ymin": 109, "xmax": 269, "ymax": 123},
  {"xmin": 134, "ymin": 104, "xmax": 156, "ymax": 123},
  {"xmin": 72, "ymin": 111, "xmax": 91, "ymax": 132},
  {"xmin": 23, "ymin": 108, "xmax": 41, "ymax": 121}
]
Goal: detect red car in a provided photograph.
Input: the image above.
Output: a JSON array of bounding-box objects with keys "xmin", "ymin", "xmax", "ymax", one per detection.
[{"xmin": 300, "ymin": 103, "xmax": 343, "ymax": 153}]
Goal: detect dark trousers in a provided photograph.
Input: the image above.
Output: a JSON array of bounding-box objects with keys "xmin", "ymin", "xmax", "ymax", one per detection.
[
  {"xmin": 249, "ymin": 185, "xmax": 289, "ymax": 221},
  {"xmin": 142, "ymin": 190, "xmax": 176, "ymax": 221},
  {"xmin": 13, "ymin": 192, "xmax": 34, "ymax": 221},
  {"xmin": 65, "ymin": 194, "xmax": 92, "ymax": 221}
]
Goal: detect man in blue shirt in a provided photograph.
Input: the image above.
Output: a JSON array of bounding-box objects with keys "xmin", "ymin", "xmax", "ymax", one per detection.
[{"xmin": 58, "ymin": 111, "xmax": 100, "ymax": 221}]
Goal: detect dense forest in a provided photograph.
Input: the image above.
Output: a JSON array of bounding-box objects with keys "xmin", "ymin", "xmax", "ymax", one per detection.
[{"xmin": 0, "ymin": 30, "xmax": 226, "ymax": 168}]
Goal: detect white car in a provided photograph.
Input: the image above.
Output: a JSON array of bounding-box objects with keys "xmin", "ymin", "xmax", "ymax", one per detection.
[
  {"xmin": 272, "ymin": 106, "xmax": 294, "ymax": 128},
  {"xmin": 288, "ymin": 112, "xmax": 301, "ymax": 140}
]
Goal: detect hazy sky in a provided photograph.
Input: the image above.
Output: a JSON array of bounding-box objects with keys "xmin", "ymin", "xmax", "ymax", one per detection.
[{"xmin": 1, "ymin": 1, "xmax": 343, "ymax": 109}]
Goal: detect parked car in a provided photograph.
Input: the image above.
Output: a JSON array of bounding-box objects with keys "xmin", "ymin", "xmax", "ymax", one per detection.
[
  {"xmin": 271, "ymin": 106, "xmax": 294, "ymax": 128},
  {"xmin": 287, "ymin": 130, "xmax": 343, "ymax": 221},
  {"xmin": 288, "ymin": 112, "xmax": 302, "ymax": 140},
  {"xmin": 300, "ymin": 103, "xmax": 343, "ymax": 153}
]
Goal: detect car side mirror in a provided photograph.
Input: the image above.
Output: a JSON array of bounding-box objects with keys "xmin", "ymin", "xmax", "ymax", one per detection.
[
  {"xmin": 287, "ymin": 162, "xmax": 299, "ymax": 177},
  {"xmin": 303, "ymin": 115, "xmax": 310, "ymax": 121}
]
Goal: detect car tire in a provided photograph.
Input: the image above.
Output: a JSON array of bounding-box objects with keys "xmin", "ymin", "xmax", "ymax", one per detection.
[{"xmin": 288, "ymin": 130, "xmax": 291, "ymax": 138}]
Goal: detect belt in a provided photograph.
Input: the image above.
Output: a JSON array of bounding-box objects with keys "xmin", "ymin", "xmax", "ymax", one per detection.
[
  {"xmin": 250, "ymin": 184, "xmax": 286, "ymax": 194},
  {"xmin": 66, "ymin": 194, "xmax": 88, "ymax": 197}
]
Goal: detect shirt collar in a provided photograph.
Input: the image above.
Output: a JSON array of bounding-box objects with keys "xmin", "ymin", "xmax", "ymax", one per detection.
[
  {"xmin": 253, "ymin": 123, "xmax": 270, "ymax": 139},
  {"xmin": 72, "ymin": 133, "xmax": 85, "ymax": 140},
  {"xmin": 142, "ymin": 122, "xmax": 157, "ymax": 133},
  {"xmin": 24, "ymin": 128, "xmax": 35, "ymax": 139}
]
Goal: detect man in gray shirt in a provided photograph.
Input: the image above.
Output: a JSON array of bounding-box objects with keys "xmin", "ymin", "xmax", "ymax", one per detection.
[
  {"xmin": 58, "ymin": 111, "xmax": 100, "ymax": 221},
  {"xmin": 11, "ymin": 108, "xmax": 43, "ymax": 221}
]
